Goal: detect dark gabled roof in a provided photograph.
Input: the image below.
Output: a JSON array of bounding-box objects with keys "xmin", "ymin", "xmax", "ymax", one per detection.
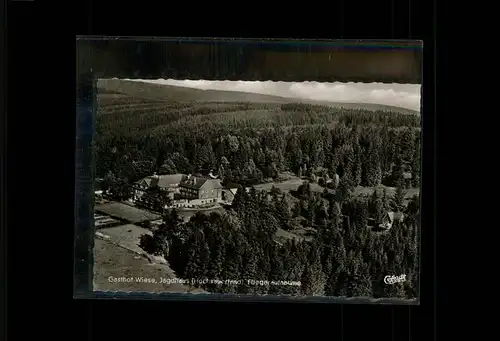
[
  {"xmin": 135, "ymin": 174, "xmax": 185, "ymax": 189},
  {"xmin": 180, "ymin": 176, "xmax": 222, "ymax": 190},
  {"xmin": 223, "ymin": 181, "xmax": 241, "ymax": 190},
  {"xmin": 223, "ymin": 188, "xmax": 237, "ymax": 199},
  {"xmin": 206, "ymin": 179, "xmax": 223, "ymax": 190},
  {"xmin": 135, "ymin": 177, "xmax": 158, "ymax": 188},
  {"xmin": 157, "ymin": 174, "xmax": 185, "ymax": 188},
  {"xmin": 387, "ymin": 211, "xmax": 405, "ymax": 223},
  {"xmin": 180, "ymin": 176, "xmax": 208, "ymax": 189}
]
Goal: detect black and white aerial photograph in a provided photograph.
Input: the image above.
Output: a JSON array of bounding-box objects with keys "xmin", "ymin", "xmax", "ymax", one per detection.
[{"xmin": 86, "ymin": 42, "xmax": 422, "ymax": 302}]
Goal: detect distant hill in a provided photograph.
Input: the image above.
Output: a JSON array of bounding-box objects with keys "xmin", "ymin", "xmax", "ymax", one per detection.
[{"xmin": 97, "ymin": 79, "xmax": 419, "ymax": 115}]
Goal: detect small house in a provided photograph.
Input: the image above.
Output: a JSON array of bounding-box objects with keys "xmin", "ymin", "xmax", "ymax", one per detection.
[
  {"xmin": 379, "ymin": 211, "xmax": 405, "ymax": 230},
  {"xmin": 221, "ymin": 181, "xmax": 242, "ymax": 204}
]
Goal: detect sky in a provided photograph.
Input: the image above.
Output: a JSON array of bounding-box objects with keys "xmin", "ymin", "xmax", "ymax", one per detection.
[{"xmin": 127, "ymin": 79, "xmax": 421, "ymax": 111}]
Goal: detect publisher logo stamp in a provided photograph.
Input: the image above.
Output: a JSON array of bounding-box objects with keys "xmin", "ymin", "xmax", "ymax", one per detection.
[{"xmin": 384, "ymin": 274, "xmax": 406, "ymax": 285}]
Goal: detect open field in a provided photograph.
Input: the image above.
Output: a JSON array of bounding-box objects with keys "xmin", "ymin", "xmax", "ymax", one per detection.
[
  {"xmin": 97, "ymin": 78, "xmax": 419, "ymax": 115},
  {"xmin": 95, "ymin": 202, "xmax": 161, "ymax": 224},
  {"xmin": 253, "ymin": 178, "xmax": 324, "ymax": 193},
  {"xmin": 97, "ymin": 224, "xmax": 151, "ymax": 254},
  {"xmin": 289, "ymin": 227, "xmax": 316, "ymax": 241},
  {"xmin": 253, "ymin": 177, "xmax": 420, "ymax": 201},
  {"xmin": 93, "ymin": 238, "xmax": 201, "ymax": 293},
  {"xmin": 275, "ymin": 227, "xmax": 306, "ymax": 244}
]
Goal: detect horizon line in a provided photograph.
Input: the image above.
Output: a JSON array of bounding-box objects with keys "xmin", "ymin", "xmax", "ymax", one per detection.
[{"xmin": 102, "ymin": 78, "xmax": 422, "ymax": 112}]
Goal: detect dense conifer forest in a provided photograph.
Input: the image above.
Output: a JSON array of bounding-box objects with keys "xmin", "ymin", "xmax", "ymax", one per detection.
[{"xmin": 96, "ymin": 84, "xmax": 421, "ymax": 299}]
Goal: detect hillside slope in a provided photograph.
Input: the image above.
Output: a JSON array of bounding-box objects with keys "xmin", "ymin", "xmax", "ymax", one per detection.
[{"xmin": 97, "ymin": 79, "xmax": 419, "ymax": 115}]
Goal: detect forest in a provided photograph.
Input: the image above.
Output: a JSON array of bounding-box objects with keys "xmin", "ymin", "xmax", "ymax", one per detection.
[
  {"xmin": 96, "ymin": 89, "xmax": 421, "ymax": 299},
  {"xmin": 96, "ymin": 97, "xmax": 420, "ymax": 192},
  {"xmin": 140, "ymin": 184, "xmax": 419, "ymax": 298}
]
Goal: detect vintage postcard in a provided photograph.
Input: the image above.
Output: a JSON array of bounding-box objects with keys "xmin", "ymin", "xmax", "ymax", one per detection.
[{"xmin": 76, "ymin": 38, "xmax": 422, "ymax": 303}]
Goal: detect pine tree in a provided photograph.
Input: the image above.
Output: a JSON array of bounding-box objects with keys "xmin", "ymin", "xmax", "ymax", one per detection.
[
  {"xmin": 163, "ymin": 209, "xmax": 185, "ymax": 241},
  {"xmin": 393, "ymin": 184, "xmax": 406, "ymax": 211},
  {"xmin": 183, "ymin": 231, "xmax": 210, "ymax": 284},
  {"xmin": 354, "ymin": 158, "xmax": 363, "ymax": 186},
  {"xmin": 276, "ymin": 147, "xmax": 286, "ymax": 171},
  {"xmin": 239, "ymin": 242, "xmax": 259, "ymax": 294},
  {"xmin": 373, "ymin": 161, "xmax": 383, "ymax": 186},
  {"xmin": 260, "ymin": 211, "xmax": 280, "ymax": 239},
  {"xmin": 291, "ymin": 200, "xmax": 302, "ymax": 218},
  {"xmin": 220, "ymin": 231, "xmax": 243, "ymax": 293},
  {"xmin": 390, "ymin": 159, "xmax": 405, "ymax": 187},
  {"xmin": 231, "ymin": 186, "xmax": 247, "ymax": 212},
  {"xmin": 276, "ymin": 195, "xmax": 292, "ymax": 230},
  {"xmin": 306, "ymin": 200, "xmax": 316, "ymax": 225},
  {"xmin": 354, "ymin": 199, "xmax": 369, "ymax": 229},
  {"xmin": 282, "ymin": 241, "xmax": 303, "ymax": 295},
  {"xmin": 314, "ymin": 199, "xmax": 328, "ymax": 226},
  {"xmin": 347, "ymin": 262, "xmax": 373, "ymax": 297},
  {"xmin": 269, "ymin": 246, "xmax": 286, "ymax": 295},
  {"xmin": 329, "ymin": 199, "xmax": 342, "ymax": 228},
  {"xmin": 301, "ymin": 250, "xmax": 326, "ymax": 296},
  {"xmin": 323, "ymin": 251, "xmax": 339, "ymax": 296},
  {"xmin": 297, "ymin": 181, "xmax": 312, "ymax": 200},
  {"xmin": 381, "ymin": 188, "xmax": 390, "ymax": 212},
  {"xmin": 206, "ymin": 235, "xmax": 225, "ymax": 292}
]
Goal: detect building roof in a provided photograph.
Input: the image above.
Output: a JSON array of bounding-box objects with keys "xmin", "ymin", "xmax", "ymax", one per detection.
[
  {"xmin": 180, "ymin": 176, "xmax": 222, "ymax": 190},
  {"xmin": 387, "ymin": 211, "xmax": 404, "ymax": 223},
  {"xmin": 180, "ymin": 176, "xmax": 208, "ymax": 189},
  {"xmin": 135, "ymin": 174, "xmax": 185, "ymax": 189},
  {"xmin": 223, "ymin": 181, "xmax": 241, "ymax": 190},
  {"xmin": 223, "ymin": 189, "xmax": 236, "ymax": 200},
  {"xmin": 403, "ymin": 172, "xmax": 412, "ymax": 179},
  {"xmin": 157, "ymin": 174, "xmax": 185, "ymax": 188}
]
